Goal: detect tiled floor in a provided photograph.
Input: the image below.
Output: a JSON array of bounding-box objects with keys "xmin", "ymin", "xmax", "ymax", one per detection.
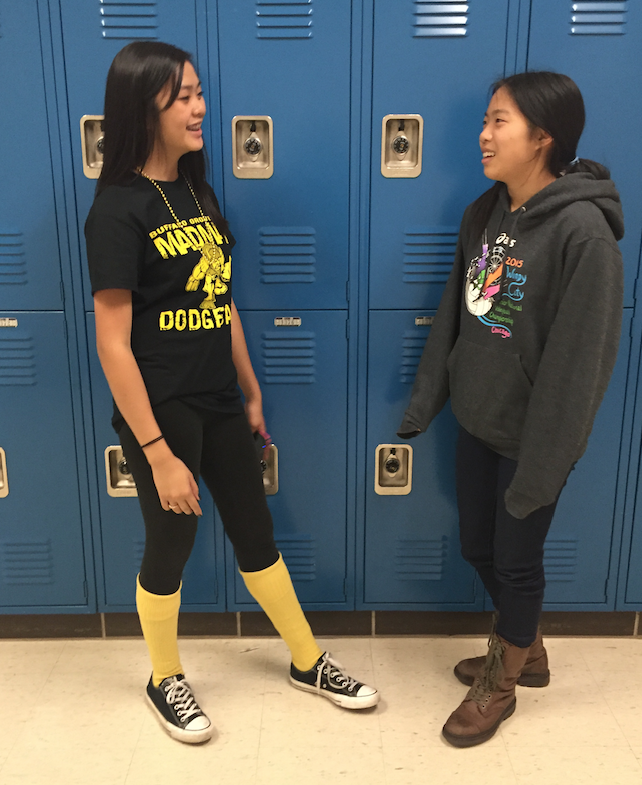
[{"xmin": 1, "ymin": 635, "xmax": 641, "ymax": 784}]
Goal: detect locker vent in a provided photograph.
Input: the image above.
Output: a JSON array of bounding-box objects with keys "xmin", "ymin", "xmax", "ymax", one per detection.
[
  {"xmin": 0, "ymin": 540, "xmax": 54, "ymax": 585},
  {"xmin": 259, "ymin": 227, "xmax": 316, "ymax": 284},
  {"xmin": 277, "ymin": 535, "xmax": 316, "ymax": 581},
  {"xmin": 570, "ymin": 1, "xmax": 628, "ymax": 35},
  {"xmin": 0, "ymin": 334, "xmax": 36, "ymax": 386},
  {"xmin": 395, "ymin": 538, "xmax": 447, "ymax": 580},
  {"xmin": 403, "ymin": 226, "xmax": 458, "ymax": 284},
  {"xmin": 400, "ymin": 330, "xmax": 429, "ymax": 384},
  {"xmin": 413, "ymin": 2, "xmax": 469, "ymax": 37},
  {"xmin": 543, "ymin": 538, "xmax": 578, "ymax": 582},
  {"xmin": 99, "ymin": 1, "xmax": 159, "ymax": 40},
  {"xmin": 0, "ymin": 232, "xmax": 26, "ymax": 287},
  {"xmin": 256, "ymin": 0, "xmax": 313, "ymax": 40},
  {"xmin": 260, "ymin": 331, "xmax": 316, "ymax": 384}
]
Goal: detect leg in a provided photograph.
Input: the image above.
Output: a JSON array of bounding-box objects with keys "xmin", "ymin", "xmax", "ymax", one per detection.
[
  {"xmin": 199, "ymin": 411, "xmax": 379, "ymax": 709},
  {"xmin": 119, "ymin": 400, "xmax": 211, "ymax": 743},
  {"xmin": 456, "ymin": 428, "xmax": 503, "ymax": 607}
]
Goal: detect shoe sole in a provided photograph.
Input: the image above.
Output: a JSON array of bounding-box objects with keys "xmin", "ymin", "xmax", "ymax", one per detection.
[
  {"xmin": 145, "ymin": 694, "xmax": 213, "ymax": 744},
  {"xmin": 289, "ymin": 676, "xmax": 379, "ymax": 710},
  {"xmin": 454, "ymin": 666, "xmax": 550, "ymax": 689},
  {"xmin": 441, "ymin": 698, "xmax": 516, "ymax": 748}
]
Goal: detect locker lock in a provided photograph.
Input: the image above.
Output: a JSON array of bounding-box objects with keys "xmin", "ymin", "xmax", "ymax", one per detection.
[
  {"xmin": 96, "ymin": 136, "xmax": 105, "ymax": 154},
  {"xmin": 118, "ymin": 458, "xmax": 131, "ymax": 476},
  {"xmin": 392, "ymin": 136, "xmax": 410, "ymax": 156},
  {"xmin": 385, "ymin": 448, "xmax": 401, "ymax": 473},
  {"xmin": 244, "ymin": 136, "xmax": 263, "ymax": 157}
]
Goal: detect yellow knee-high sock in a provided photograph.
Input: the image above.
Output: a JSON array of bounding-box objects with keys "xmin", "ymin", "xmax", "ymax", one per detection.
[
  {"xmin": 136, "ymin": 575, "xmax": 184, "ymax": 687},
  {"xmin": 240, "ymin": 554, "xmax": 323, "ymax": 672}
]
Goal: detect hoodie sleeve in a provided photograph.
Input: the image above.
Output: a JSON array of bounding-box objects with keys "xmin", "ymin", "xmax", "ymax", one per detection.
[
  {"xmin": 504, "ymin": 236, "xmax": 624, "ymax": 519},
  {"xmin": 397, "ymin": 232, "xmax": 465, "ymax": 438}
]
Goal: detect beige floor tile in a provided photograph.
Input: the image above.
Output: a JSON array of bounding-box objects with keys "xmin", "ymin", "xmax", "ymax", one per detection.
[
  {"xmin": 574, "ymin": 637, "xmax": 642, "ymax": 674},
  {"xmin": 508, "ymin": 745, "xmax": 642, "ymax": 784},
  {"xmin": 384, "ymin": 744, "xmax": 519, "ymax": 785}
]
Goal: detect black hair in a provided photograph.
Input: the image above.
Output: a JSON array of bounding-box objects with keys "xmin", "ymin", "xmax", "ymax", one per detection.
[
  {"xmin": 469, "ymin": 71, "xmax": 610, "ymax": 243},
  {"xmin": 96, "ymin": 41, "xmax": 228, "ymax": 235}
]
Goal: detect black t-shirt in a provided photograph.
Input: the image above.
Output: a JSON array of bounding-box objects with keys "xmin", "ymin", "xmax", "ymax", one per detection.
[{"xmin": 85, "ymin": 174, "xmax": 243, "ymax": 428}]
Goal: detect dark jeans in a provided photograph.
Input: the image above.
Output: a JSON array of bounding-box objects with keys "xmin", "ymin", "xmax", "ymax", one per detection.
[
  {"xmin": 119, "ymin": 399, "xmax": 279, "ymax": 595},
  {"xmin": 456, "ymin": 428, "xmax": 561, "ymax": 648}
]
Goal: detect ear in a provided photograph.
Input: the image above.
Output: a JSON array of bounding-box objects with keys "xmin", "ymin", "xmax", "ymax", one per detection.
[{"xmin": 534, "ymin": 128, "xmax": 554, "ymax": 150}]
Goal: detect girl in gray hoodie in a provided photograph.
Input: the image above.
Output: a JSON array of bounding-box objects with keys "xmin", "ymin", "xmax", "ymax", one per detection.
[{"xmin": 398, "ymin": 72, "xmax": 624, "ymax": 748}]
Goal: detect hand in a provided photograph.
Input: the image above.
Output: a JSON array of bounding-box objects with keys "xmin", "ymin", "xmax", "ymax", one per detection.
[
  {"xmin": 147, "ymin": 448, "xmax": 202, "ymax": 516},
  {"xmin": 244, "ymin": 396, "xmax": 266, "ymax": 434}
]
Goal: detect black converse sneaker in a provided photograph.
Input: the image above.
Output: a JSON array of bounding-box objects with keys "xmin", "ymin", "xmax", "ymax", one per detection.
[
  {"xmin": 146, "ymin": 674, "xmax": 212, "ymax": 744},
  {"xmin": 290, "ymin": 652, "xmax": 379, "ymax": 710}
]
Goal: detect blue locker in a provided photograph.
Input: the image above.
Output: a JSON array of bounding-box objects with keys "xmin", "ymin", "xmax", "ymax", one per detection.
[
  {"xmin": 368, "ymin": 0, "xmax": 512, "ymax": 311},
  {"xmin": 0, "ymin": 2, "xmax": 63, "ymax": 311},
  {"xmin": 58, "ymin": 0, "xmax": 201, "ymax": 310},
  {"xmin": 362, "ymin": 311, "xmax": 480, "ymax": 609},
  {"xmin": 215, "ymin": 0, "xmax": 352, "ymax": 310},
  {"xmin": 85, "ymin": 315, "xmax": 227, "ymax": 610},
  {"xmin": 0, "ymin": 314, "xmax": 87, "ymax": 609},
  {"xmin": 622, "ymin": 462, "xmax": 642, "ymax": 605},
  {"xmin": 226, "ymin": 310, "xmax": 350, "ymax": 609},
  {"xmin": 527, "ymin": 0, "xmax": 642, "ymax": 306}
]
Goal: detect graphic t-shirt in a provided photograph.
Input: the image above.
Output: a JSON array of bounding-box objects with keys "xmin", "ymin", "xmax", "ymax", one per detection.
[{"xmin": 85, "ymin": 174, "xmax": 243, "ymax": 427}]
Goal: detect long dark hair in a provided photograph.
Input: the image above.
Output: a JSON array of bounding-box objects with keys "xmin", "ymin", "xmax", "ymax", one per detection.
[
  {"xmin": 97, "ymin": 41, "xmax": 229, "ymax": 235},
  {"xmin": 469, "ymin": 71, "xmax": 610, "ymax": 242}
]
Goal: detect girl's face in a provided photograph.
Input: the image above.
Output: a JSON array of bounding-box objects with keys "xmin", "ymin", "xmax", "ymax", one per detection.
[
  {"xmin": 155, "ymin": 61, "xmax": 205, "ymax": 162},
  {"xmin": 479, "ymin": 86, "xmax": 551, "ymax": 186}
]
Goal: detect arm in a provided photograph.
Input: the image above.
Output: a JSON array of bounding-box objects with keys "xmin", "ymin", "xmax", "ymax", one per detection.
[
  {"xmin": 230, "ymin": 299, "xmax": 265, "ymax": 434},
  {"xmin": 505, "ymin": 238, "xmax": 624, "ymax": 519},
  {"xmin": 94, "ymin": 288, "xmax": 202, "ymax": 516}
]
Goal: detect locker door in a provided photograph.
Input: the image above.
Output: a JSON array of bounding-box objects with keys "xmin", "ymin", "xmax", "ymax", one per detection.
[
  {"xmin": 369, "ymin": 0, "xmax": 513, "ymax": 311},
  {"xmin": 542, "ymin": 311, "xmax": 632, "ymax": 607},
  {"xmin": 362, "ymin": 311, "xmax": 480, "ymax": 609},
  {"xmin": 226, "ymin": 310, "xmax": 350, "ymax": 609},
  {"xmin": 0, "ymin": 2, "xmax": 63, "ymax": 310},
  {"xmin": 215, "ymin": 1, "xmax": 351, "ymax": 310},
  {"xmin": 86, "ymin": 316, "xmax": 226, "ymax": 611},
  {"xmin": 0, "ymin": 314, "xmax": 87, "ymax": 609},
  {"xmin": 527, "ymin": 0, "xmax": 642, "ymax": 306},
  {"xmin": 58, "ymin": 0, "xmax": 201, "ymax": 310}
]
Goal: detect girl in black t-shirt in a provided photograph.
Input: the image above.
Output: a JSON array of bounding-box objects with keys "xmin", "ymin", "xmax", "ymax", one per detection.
[{"xmin": 86, "ymin": 41, "xmax": 378, "ymax": 745}]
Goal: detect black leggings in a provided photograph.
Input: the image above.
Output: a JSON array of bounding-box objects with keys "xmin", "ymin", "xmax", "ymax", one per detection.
[
  {"xmin": 118, "ymin": 399, "xmax": 279, "ymax": 595},
  {"xmin": 456, "ymin": 428, "xmax": 562, "ymax": 648}
]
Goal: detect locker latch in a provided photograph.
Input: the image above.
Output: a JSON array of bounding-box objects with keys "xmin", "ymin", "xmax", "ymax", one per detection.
[
  {"xmin": 105, "ymin": 446, "xmax": 138, "ymax": 497},
  {"xmin": 232, "ymin": 116, "xmax": 274, "ymax": 179},
  {"xmin": 0, "ymin": 447, "xmax": 8, "ymax": 498},
  {"xmin": 375, "ymin": 444, "xmax": 413, "ymax": 495},
  {"xmin": 80, "ymin": 115, "xmax": 105, "ymax": 179},
  {"xmin": 381, "ymin": 114, "xmax": 423, "ymax": 178}
]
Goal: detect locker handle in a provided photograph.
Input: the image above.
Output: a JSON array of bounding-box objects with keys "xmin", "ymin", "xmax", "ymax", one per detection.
[{"xmin": 0, "ymin": 447, "xmax": 8, "ymax": 498}]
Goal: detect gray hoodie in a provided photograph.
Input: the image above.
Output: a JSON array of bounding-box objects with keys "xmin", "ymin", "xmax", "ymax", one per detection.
[{"xmin": 398, "ymin": 172, "xmax": 624, "ymax": 519}]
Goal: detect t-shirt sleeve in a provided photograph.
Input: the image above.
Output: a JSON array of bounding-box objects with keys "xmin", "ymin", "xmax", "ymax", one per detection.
[{"xmin": 84, "ymin": 194, "xmax": 147, "ymax": 294}]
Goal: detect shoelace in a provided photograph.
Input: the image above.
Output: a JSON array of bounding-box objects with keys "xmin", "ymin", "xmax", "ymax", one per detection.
[
  {"xmin": 470, "ymin": 636, "xmax": 505, "ymax": 706},
  {"xmin": 315, "ymin": 653, "xmax": 359, "ymax": 694},
  {"xmin": 163, "ymin": 678, "xmax": 203, "ymax": 723}
]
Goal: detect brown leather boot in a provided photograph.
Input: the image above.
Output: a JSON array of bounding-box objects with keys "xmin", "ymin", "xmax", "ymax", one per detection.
[
  {"xmin": 454, "ymin": 628, "xmax": 550, "ymax": 688},
  {"xmin": 443, "ymin": 634, "xmax": 530, "ymax": 748}
]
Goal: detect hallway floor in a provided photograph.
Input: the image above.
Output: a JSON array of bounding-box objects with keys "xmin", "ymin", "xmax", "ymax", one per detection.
[{"xmin": 1, "ymin": 635, "xmax": 641, "ymax": 784}]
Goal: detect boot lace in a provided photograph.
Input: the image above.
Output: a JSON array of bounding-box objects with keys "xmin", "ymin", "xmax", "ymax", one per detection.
[
  {"xmin": 470, "ymin": 635, "xmax": 505, "ymax": 706},
  {"xmin": 316, "ymin": 653, "xmax": 359, "ymax": 694},
  {"xmin": 163, "ymin": 678, "xmax": 203, "ymax": 723}
]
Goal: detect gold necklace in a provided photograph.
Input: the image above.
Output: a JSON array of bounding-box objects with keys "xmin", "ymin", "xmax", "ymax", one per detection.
[{"xmin": 138, "ymin": 170, "xmax": 205, "ymax": 224}]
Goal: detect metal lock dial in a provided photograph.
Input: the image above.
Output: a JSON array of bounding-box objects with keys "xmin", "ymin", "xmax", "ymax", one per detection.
[
  {"xmin": 244, "ymin": 136, "xmax": 262, "ymax": 156},
  {"xmin": 392, "ymin": 135, "xmax": 410, "ymax": 155}
]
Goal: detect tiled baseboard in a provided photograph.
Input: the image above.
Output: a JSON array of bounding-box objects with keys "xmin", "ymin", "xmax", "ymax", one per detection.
[{"xmin": 0, "ymin": 610, "xmax": 639, "ymax": 639}]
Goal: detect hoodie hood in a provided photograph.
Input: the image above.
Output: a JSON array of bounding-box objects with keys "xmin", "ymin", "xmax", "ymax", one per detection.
[{"xmin": 498, "ymin": 172, "xmax": 624, "ymax": 241}]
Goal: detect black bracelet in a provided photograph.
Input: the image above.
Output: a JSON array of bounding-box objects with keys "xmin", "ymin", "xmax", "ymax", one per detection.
[{"xmin": 140, "ymin": 435, "xmax": 164, "ymax": 450}]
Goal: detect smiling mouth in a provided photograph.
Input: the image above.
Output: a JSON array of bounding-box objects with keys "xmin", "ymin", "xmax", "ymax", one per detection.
[
  {"xmin": 187, "ymin": 124, "xmax": 201, "ymax": 132},
  {"xmin": 482, "ymin": 152, "xmax": 495, "ymax": 159}
]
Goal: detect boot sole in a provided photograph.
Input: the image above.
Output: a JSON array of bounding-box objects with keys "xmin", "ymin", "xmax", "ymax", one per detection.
[
  {"xmin": 442, "ymin": 698, "xmax": 516, "ymax": 748},
  {"xmin": 289, "ymin": 676, "xmax": 379, "ymax": 710},
  {"xmin": 454, "ymin": 665, "xmax": 550, "ymax": 689}
]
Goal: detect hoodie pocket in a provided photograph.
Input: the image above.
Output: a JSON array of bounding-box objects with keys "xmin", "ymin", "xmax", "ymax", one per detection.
[{"xmin": 446, "ymin": 336, "xmax": 533, "ymax": 450}]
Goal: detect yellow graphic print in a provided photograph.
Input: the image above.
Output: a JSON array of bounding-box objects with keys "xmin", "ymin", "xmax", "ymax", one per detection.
[{"xmin": 185, "ymin": 242, "xmax": 231, "ymax": 310}]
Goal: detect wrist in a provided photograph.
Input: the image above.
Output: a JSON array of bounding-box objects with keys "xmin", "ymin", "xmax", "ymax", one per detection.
[{"xmin": 143, "ymin": 439, "xmax": 173, "ymax": 466}]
